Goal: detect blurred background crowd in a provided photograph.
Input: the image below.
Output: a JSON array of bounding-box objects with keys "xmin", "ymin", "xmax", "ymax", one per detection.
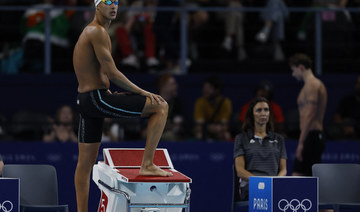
[{"xmin": 1, "ymin": 0, "xmax": 360, "ymax": 74}]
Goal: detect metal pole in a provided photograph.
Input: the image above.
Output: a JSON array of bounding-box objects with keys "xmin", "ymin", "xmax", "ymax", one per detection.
[
  {"xmin": 180, "ymin": 8, "xmax": 188, "ymax": 74},
  {"xmin": 44, "ymin": 7, "xmax": 51, "ymax": 75},
  {"xmin": 315, "ymin": 10, "xmax": 322, "ymax": 75}
]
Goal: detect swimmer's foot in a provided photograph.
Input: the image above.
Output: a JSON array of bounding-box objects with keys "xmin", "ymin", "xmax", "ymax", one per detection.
[{"xmin": 139, "ymin": 164, "xmax": 173, "ymax": 177}]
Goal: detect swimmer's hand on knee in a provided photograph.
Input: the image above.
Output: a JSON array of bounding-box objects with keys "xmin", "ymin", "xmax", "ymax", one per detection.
[{"xmin": 143, "ymin": 91, "xmax": 165, "ymax": 105}]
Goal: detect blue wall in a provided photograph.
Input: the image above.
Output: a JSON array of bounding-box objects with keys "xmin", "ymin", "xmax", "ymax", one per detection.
[
  {"xmin": 0, "ymin": 73, "xmax": 357, "ymax": 124},
  {"xmin": 1, "ymin": 140, "xmax": 360, "ymax": 211}
]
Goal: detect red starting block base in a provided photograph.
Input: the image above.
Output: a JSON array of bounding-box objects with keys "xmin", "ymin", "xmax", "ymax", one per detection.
[{"xmin": 93, "ymin": 148, "xmax": 192, "ymax": 212}]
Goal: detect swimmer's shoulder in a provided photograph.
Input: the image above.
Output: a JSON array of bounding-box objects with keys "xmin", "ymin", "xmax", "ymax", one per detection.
[{"xmin": 82, "ymin": 22, "xmax": 107, "ymax": 39}]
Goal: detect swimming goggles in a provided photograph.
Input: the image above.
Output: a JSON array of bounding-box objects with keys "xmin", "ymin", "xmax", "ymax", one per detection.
[{"xmin": 101, "ymin": 0, "xmax": 118, "ymax": 6}]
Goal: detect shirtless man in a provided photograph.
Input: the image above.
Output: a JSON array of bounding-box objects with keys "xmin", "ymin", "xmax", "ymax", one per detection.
[
  {"xmin": 73, "ymin": 0, "xmax": 172, "ymax": 211},
  {"xmin": 289, "ymin": 53, "xmax": 327, "ymax": 176}
]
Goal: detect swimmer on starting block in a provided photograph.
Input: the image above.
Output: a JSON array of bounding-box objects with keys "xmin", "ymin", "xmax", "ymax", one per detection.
[{"xmin": 73, "ymin": 0, "xmax": 172, "ymax": 211}]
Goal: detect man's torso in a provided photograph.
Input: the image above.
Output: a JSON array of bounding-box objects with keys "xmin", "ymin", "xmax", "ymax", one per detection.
[{"xmin": 297, "ymin": 77, "xmax": 327, "ymax": 131}]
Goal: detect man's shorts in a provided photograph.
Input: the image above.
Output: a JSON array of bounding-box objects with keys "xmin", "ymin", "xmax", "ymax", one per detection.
[
  {"xmin": 77, "ymin": 89, "xmax": 146, "ymax": 143},
  {"xmin": 293, "ymin": 130, "xmax": 326, "ymax": 175}
]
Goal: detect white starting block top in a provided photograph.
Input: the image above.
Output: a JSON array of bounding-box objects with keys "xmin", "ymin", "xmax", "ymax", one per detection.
[
  {"xmin": 93, "ymin": 148, "xmax": 192, "ymax": 212},
  {"xmin": 100, "ymin": 148, "xmax": 191, "ymax": 183}
]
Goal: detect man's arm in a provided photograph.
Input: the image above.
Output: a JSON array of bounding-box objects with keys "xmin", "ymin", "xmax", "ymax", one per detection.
[
  {"xmin": 90, "ymin": 27, "xmax": 143, "ymax": 93},
  {"xmin": 89, "ymin": 26, "xmax": 163, "ymax": 104},
  {"xmin": 0, "ymin": 155, "xmax": 4, "ymax": 176},
  {"xmin": 299, "ymin": 86, "xmax": 318, "ymax": 141},
  {"xmin": 297, "ymin": 84, "xmax": 319, "ymax": 160}
]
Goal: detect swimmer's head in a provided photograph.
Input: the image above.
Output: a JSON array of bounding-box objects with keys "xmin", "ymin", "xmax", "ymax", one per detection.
[
  {"xmin": 95, "ymin": 0, "xmax": 119, "ymax": 7},
  {"xmin": 94, "ymin": 0, "xmax": 101, "ymax": 7},
  {"xmin": 94, "ymin": 0, "xmax": 118, "ymax": 20}
]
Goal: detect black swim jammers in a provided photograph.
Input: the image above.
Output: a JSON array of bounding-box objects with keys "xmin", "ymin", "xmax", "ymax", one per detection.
[{"xmin": 77, "ymin": 89, "xmax": 146, "ymax": 143}]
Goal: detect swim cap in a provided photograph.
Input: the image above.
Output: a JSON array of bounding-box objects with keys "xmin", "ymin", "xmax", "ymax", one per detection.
[{"xmin": 94, "ymin": 0, "xmax": 101, "ymax": 7}]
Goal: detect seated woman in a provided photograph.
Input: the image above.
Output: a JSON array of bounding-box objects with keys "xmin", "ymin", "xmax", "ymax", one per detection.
[{"xmin": 233, "ymin": 97, "xmax": 287, "ymax": 201}]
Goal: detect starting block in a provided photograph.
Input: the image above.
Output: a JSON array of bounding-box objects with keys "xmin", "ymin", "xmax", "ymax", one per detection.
[{"xmin": 92, "ymin": 148, "xmax": 192, "ymax": 212}]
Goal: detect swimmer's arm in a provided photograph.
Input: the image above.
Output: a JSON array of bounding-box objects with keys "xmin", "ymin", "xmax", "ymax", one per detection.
[
  {"xmin": 89, "ymin": 27, "xmax": 165, "ymax": 105},
  {"xmin": 299, "ymin": 85, "xmax": 318, "ymax": 145},
  {"xmin": 235, "ymin": 156, "xmax": 254, "ymax": 182},
  {"xmin": 90, "ymin": 27, "xmax": 145, "ymax": 95},
  {"xmin": 0, "ymin": 160, "xmax": 4, "ymax": 176}
]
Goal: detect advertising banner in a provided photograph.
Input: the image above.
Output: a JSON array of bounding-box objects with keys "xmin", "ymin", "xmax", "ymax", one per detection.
[
  {"xmin": 249, "ymin": 177, "xmax": 318, "ymax": 212},
  {"xmin": 0, "ymin": 178, "xmax": 20, "ymax": 212}
]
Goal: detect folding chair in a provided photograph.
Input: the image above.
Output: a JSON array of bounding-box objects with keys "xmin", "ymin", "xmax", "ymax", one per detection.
[
  {"xmin": 2, "ymin": 164, "xmax": 69, "ymax": 212},
  {"xmin": 312, "ymin": 163, "xmax": 360, "ymax": 212},
  {"xmin": 231, "ymin": 165, "xmax": 248, "ymax": 212}
]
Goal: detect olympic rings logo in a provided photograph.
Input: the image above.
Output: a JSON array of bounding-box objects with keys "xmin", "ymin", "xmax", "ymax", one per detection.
[
  {"xmin": 0, "ymin": 200, "xmax": 13, "ymax": 212},
  {"xmin": 278, "ymin": 199, "xmax": 312, "ymax": 212}
]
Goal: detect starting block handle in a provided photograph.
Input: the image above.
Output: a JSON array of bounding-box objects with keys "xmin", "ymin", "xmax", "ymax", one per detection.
[{"xmin": 98, "ymin": 179, "xmax": 130, "ymax": 201}]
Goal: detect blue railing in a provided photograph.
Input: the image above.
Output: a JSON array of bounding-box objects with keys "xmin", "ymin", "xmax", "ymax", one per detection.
[{"xmin": 1, "ymin": 5, "xmax": 360, "ymax": 75}]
